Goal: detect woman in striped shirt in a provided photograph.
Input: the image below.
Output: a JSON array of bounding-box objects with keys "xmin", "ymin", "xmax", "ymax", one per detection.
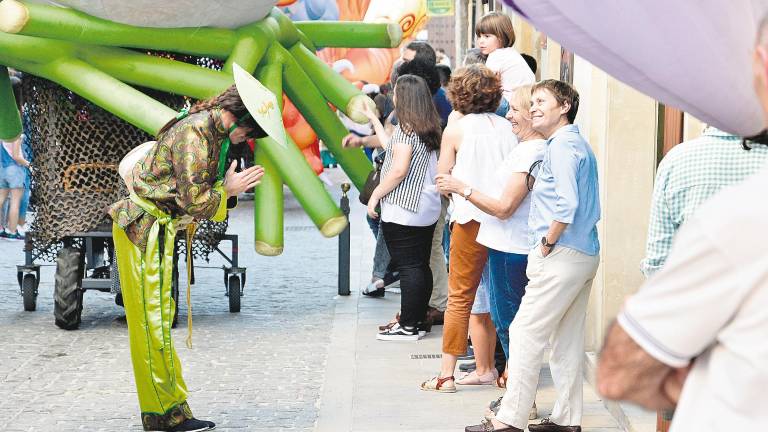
[{"xmin": 364, "ymin": 74, "xmax": 443, "ymax": 341}]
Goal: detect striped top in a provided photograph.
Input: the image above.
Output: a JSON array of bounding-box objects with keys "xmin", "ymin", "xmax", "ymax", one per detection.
[{"xmin": 381, "ymin": 125, "xmax": 436, "ymax": 213}]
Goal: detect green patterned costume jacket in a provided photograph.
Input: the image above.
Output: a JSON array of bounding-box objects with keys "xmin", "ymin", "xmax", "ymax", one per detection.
[{"xmin": 108, "ymin": 108, "xmax": 229, "ymax": 250}]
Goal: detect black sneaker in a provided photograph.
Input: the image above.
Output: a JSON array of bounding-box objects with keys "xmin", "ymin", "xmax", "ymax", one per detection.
[
  {"xmin": 376, "ymin": 322, "xmax": 422, "ymax": 341},
  {"xmin": 459, "ymin": 361, "xmax": 477, "ymax": 372},
  {"xmin": 5, "ymin": 231, "xmax": 24, "ymax": 241},
  {"xmin": 168, "ymin": 418, "xmax": 216, "ymax": 431}
]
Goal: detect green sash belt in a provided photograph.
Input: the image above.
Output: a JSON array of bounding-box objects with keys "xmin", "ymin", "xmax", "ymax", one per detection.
[{"xmin": 128, "ymin": 193, "xmax": 197, "ymax": 349}]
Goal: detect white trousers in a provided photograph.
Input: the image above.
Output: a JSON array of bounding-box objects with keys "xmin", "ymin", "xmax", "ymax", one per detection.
[{"xmin": 496, "ymin": 245, "xmax": 599, "ymax": 429}]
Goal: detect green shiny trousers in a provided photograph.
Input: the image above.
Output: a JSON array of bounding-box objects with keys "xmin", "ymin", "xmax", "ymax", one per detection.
[{"xmin": 113, "ymin": 216, "xmax": 193, "ymax": 431}]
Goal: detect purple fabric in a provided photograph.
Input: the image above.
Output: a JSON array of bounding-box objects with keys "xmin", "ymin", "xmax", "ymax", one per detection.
[{"xmin": 503, "ymin": 0, "xmax": 768, "ymax": 136}]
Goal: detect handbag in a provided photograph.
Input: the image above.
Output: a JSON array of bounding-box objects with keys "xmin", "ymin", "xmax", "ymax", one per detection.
[{"xmin": 358, "ymin": 151, "xmax": 385, "ymax": 205}]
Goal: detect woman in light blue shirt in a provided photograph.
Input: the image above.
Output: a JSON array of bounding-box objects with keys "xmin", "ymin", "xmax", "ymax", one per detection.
[{"xmin": 468, "ymin": 79, "xmax": 601, "ymax": 432}]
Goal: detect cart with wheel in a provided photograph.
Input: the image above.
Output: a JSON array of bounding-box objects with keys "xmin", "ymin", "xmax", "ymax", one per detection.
[{"xmin": 15, "ymin": 73, "xmax": 250, "ymax": 329}]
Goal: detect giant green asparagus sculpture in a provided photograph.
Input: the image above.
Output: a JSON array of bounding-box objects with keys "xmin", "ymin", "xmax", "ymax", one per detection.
[{"xmin": 0, "ymin": 0, "xmax": 402, "ymax": 255}]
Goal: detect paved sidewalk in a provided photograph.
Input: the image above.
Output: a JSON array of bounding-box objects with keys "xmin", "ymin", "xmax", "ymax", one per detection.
[
  {"xmin": 0, "ymin": 174, "xmax": 348, "ymax": 431},
  {"xmin": 0, "ymin": 168, "xmax": 653, "ymax": 431},
  {"xmin": 315, "ymin": 181, "xmax": 633, "ymax": 432}
]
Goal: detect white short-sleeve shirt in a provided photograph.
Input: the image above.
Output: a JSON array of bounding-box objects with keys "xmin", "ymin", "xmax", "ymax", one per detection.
[
  {"xmin": 476, "ymin": 139, "xmax": 545, "ymax": 254},
  {"xmin": 485, "ymin": 47, "xmax": 535, "ymax": 103},
  {"xmin": 617, "ymin": 167, "xmax": 768, "ymax": 432}
]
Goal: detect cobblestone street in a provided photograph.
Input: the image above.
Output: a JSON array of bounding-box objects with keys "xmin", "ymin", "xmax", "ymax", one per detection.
[{"xmin": 0, "ymin": 173, "xmax": 349, "ymax": 431}]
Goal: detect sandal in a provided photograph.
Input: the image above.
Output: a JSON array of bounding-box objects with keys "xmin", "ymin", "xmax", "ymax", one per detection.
[
  {"xmin": 496, "ymin": 369, "xmax": 508, "ymax": 388},
  {"xmin": 420, "ymin": 375, "xmax": 456, "ymax": 393},
  {"xmin": 378, "ymin": 313, "xmax": 400, "ymax": 331}
]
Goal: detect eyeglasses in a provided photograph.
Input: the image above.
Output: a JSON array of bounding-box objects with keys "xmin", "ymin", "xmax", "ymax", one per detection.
[{"xmin": 526, "ymin": 160, "xmax": 543, "ymax": 191}]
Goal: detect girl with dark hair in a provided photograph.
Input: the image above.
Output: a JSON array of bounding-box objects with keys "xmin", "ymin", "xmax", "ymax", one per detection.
[
  {"xmin": 364, "ymin": 74, "xmax": 442, "ymax": 340},
  {"xmin": 475, "ymin": 12, "xmax": 535, "ymax": 117},
  {"xmin": 108, "ymin": 83, "xmax": 267, "ymax": 432}
]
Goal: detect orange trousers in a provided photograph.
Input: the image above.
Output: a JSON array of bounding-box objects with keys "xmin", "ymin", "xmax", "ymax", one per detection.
[{"xmin": 442, "ymin": 220, "xmax": 488, "ymax": 355}]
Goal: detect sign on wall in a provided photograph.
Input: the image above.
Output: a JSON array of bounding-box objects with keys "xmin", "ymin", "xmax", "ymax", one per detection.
[{"xmin": 427, "ymin": 0, "xmax": 454, "ymax": 16}]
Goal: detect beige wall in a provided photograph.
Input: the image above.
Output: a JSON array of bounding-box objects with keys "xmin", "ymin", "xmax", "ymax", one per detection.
[{"xmin": 517, "ymin": 26, "xmax": 660, "ymax": 350}]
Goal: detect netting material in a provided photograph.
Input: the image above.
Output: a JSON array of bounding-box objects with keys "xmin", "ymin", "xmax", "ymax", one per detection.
[{"xmin": 21, "ymin": 56, "xmax": 230, "ymax": 263}]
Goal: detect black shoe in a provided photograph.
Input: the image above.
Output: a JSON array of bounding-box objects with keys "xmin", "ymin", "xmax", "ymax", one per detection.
[
  {"xmin": 376, "ymin": 322, "xmax": 422, "ymax": 341},
  {"xmin": 426, "ymin": 306, "xmax": 444, "ymax": 325},
  {"xmin": 168, "ymin": 418, "xmax": 216, "ymax": 432},
  {"xmin": 362, "ymin": 280, "xmax": 385, "ymax": 297},
  {"xmin": 527, "ymin": 418, "xmax": 580, "ymax": 432},
  {"xmin": 362, "ymin": 287, "xmax": 385, "ymax": 297},
  {"xmin": 459, "ymin": 361, "xmax": 477, "ymax": 372}
]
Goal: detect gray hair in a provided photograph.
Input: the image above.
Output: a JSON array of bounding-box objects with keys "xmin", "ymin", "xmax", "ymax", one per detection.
[{"xmin": 463, "ymin": 48, "xmax": 486, "ymax": 66}]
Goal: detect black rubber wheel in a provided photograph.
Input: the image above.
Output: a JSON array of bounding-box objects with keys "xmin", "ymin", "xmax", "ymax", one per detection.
[
  {"xmin": 115, "ymin": 292, "xmax": 124, "ymax": 307},
  {"xmin": 228, "ymin": 275, "xmax": 241, "ymax": 313},
  {"xmin": 22, "ymin": 274, "xmax": 37, "ymax": 312},
  {"xmin": 54, "ymin": 247, "xmax": 84, "ymax": 330},
  {"xmin": 171, "ymin": 264, "xmax": 180, "ymax": 328}
]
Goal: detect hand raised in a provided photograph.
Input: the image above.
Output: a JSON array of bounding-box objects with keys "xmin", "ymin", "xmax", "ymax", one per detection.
[
  {"xmin": 223, "ymin": 161, "xmax": 264, "ymax": 197},
  {"xmin": 342, "ymin": 133, "xmax": 361, "ymax": 148}
]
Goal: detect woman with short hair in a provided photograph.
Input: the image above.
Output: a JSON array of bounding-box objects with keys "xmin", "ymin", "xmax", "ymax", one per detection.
[{"xmin": 421, "ymin": 64, "xmax": 516, "ymax": 392}]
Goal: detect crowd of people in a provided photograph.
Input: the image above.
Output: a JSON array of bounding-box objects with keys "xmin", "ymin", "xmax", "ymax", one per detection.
[
  {"xmin": 341, "ymin": 9, "xmax": 768, "ymax": 432},
  {"xmin": 342, "ymin": 12, "xmax": 603, "ymax": 432}
]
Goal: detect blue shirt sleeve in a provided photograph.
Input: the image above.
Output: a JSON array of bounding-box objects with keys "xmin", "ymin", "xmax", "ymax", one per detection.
[{"xmin": 549, "ymin": 138, "xmax": 580, "ymax": 224}]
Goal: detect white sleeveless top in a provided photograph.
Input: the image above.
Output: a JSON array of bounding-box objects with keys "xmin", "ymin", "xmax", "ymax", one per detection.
[{"xmin": 450, "ymin": 113, "xmax": 517, "ymax": 225}]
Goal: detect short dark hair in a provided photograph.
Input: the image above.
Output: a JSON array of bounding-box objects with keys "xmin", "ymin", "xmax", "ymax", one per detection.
[
  {"xmin": 475, "ymin": 12, "xmax": 516, "ymax": 48},
  {"xmin": 521, "ymin": 53, "xmax": 537, "ymax": 74},
  {"xmin": 405, "ymin": 41, "xmax": 437, "ymax": 65},
  {"xmin": 532, "ymin": 79, "xmax": 580, "ymax": 124},
  {"xmin": 397, "ymin": 59, "xmax": 441, "ymax": 95},
  {"xmin": 436, "ymin": 64, "xmax": 451, "ymax": 87}
]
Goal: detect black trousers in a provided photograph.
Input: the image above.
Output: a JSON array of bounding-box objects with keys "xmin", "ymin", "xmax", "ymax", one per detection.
[{"xmin": 381, "ymin": 221, "xmax": 436, "ymax": 328}]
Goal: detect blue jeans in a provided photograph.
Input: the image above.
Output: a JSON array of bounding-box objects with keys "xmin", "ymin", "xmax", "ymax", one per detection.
[
  {"xmin": 486, "ymin": 248, "xmax": 528, "ymax": 358},
  {"xmin": 495, "ymin": 97, "xmax": 510, "ymax": 118}
]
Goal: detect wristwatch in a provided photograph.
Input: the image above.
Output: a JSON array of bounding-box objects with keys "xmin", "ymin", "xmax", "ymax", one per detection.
[
  {"xmin": 541, "ymin": 236, "xmax": 556, "ymax": 248},
  {"xmin": 462, "ymin": 187, "xmax": 473, "ymax": 199}
]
